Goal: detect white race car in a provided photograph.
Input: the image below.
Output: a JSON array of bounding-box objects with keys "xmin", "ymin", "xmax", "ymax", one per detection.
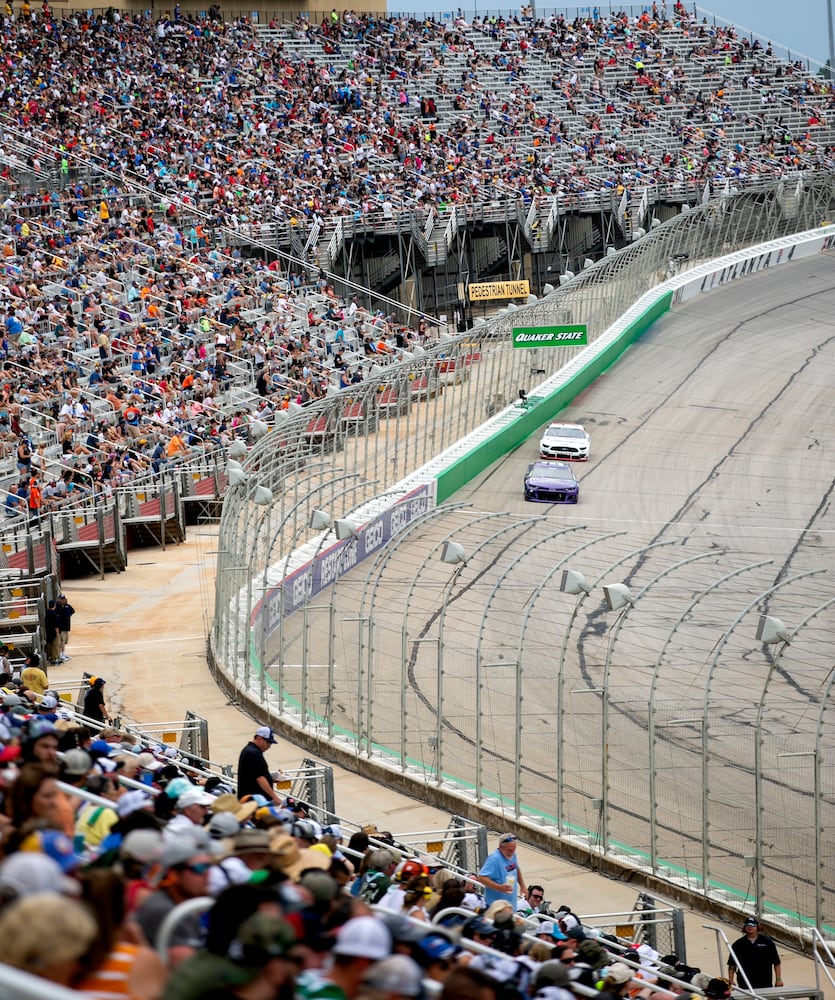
[{"xmin": 539, "ymin": 422, "xmax": 591, "ymax": 461}]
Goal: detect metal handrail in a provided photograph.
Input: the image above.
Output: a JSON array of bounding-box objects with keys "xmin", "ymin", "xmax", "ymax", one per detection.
[
  {"xmin": 809, "ymin": 928, "xmax": 835, "ymax": 991},
  {"xmin": 0, "ymin": 965, "xmax": 82, "ymax": 1000}
]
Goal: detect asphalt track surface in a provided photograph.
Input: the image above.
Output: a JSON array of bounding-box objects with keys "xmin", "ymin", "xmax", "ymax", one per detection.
[
  {"xmin": 456, "ymin": 255, "xmax": 835, "ymax": 912},
  {"xmin": 278, "ymin": 253, "xmax": 835, "ymax": 925}
]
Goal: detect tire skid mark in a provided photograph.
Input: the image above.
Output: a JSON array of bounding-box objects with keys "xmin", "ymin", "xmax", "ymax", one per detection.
[{"xmin": 401, "ymin": 279, "xmax": 835, "ymax": 885}]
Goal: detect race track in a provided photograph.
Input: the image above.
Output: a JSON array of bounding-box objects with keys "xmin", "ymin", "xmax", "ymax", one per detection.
[
  {"xmin": 279, "ymin": 253, "xmax": 835, "ymax": 923},
  {"xmin": 464, "ymin": 253, "xmax": 835, "ymax": 544}
]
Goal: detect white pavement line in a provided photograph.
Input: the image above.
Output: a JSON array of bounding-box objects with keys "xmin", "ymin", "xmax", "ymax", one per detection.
[{"xmin": 71, "ymin": 634, "xmax": 206, "ymax": 650}]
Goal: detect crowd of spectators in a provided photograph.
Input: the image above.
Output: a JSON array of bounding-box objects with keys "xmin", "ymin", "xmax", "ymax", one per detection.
[
  {"xmin": 0, "ymin": 697, "xmax": 729, "ymax": 999},
  {"xmin": 0, "ymin": 180, "xmax": 431, "ymax": 517},
  {"xmin": 0, "ymin": 6, "xmax": 816, "ymax": 995},
  {"xmin": 2, "ymin": 1, "xmax": 831, "ymax": 227},
  {"xmin": 0, "ymin": 1, "xmax": 830, "ymax": 522}
]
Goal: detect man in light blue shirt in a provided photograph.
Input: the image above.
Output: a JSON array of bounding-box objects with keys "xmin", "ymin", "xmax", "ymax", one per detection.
[{"xmin": 477, "ymin": 832, "xmax": 527, "ymax": 910}]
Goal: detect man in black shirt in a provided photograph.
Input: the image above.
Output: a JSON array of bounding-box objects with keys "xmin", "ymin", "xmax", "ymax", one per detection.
[
  {"xmin": 83, "ymin": 676, "xmax": 109, "ymax": 725},
  {"xmin": 44, "ymin": 599, "xmax": 61, "ymax": 666},
  {"xmin": 237, "ymin": 726, "xmax": 282, "ymax": 803},
  {"xmin": 727, "ymin": 916, "xmax": 782, "ymax": 990},
  {"xmin": 56, "ymin": 594, "xmax": 75, "ymax": 662}
]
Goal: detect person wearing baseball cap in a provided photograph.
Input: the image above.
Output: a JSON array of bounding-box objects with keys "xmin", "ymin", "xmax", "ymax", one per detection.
[
  {"xmin": 597, "ymin": 962, "xmax": 634, "ymax": 1000},
  {"xmin": 134, "ymin": 830, "xmax": 214, "ymax": 965},
  {"xmin": 703, "ymin": 978, "xmax": 732, "ymax": 999},
  {"xmin": 535, "ymin": 921, "xmax": 568, "ymax": 944},
  {"xmin": 412, "ymin": 931, "xmax": 459, "ymax": 984},
  {"xmin": 165, "ymin": 786, "xmax": 215, "ymax": 838},
  {"xmin": 237, "ymin": 727, "xmax": 282, "ymax": 805},
  {"xmin": 477, "ymin": 833, "xmax": 526, "ymax": 912},
  {"xmin": 727, "ymin": 917, "xmax": 782, "ymax": 990},
  {"xmin": 161, "ymin": 909, "xmax": 299, "ymax": 1000},
  {"xmin": 296, "ymin": 916, "xmax": 392, "ymax": 1000},
  {"xmin": 83, "ymin": 676, "xmax": 110, "ymax": 726},
  {"xmin": 362, "ymin": 954, "xmax": 425, "ymax": 1000}
]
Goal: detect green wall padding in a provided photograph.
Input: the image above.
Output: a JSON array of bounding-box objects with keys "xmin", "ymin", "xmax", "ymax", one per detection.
[{"xmin": 436, "ymin": 291, "xmax": 673, "ymax": 502}]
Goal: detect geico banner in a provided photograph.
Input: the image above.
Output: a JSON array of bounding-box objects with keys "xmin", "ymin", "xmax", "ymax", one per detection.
[
  {"xmin": 261, "ymin": 483, "xmax": 435, "ymax": 638},
  {"xmin": 469, "ymin": 279, "xmax": 530, "ymax": 301}
]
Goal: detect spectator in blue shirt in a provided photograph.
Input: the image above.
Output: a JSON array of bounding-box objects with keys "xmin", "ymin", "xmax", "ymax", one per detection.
[
  {"xmin": 4, "ymin": 483, "xmax": 25, "ymax": 518},
  {"xmin": 477, "ymin": 833, "xmax": 527, "ymax": 910},
  {"xmin": 5, "ymin": 311, "xmax": 23, "ymax": 338}
]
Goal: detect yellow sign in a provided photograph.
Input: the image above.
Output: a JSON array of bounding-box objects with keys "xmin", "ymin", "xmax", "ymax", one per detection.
[{"xmin": 469, "ymin": 279, "xmax": 530, "ymax": 301}]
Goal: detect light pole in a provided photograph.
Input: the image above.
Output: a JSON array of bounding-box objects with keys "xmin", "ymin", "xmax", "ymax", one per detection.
[
  {"xmin": 435, "ymin": 540, "xmax": 469, "ymax": 789},
  {"xmin": 753, "ymin": 615, "xmax": 793, "ymax": 916},
  {"xmin": 509, "ymin": 530, "xmax": 626, "ymax": 831},
  {"xmin": 218, "ymin": 469, "xmax": 272, "ymax": 688},
  {"xmin": 557, "ymin": 539, "xmax": 671, "ymax": 838},
  {"xmin": 471, "ymin": 524, "xmax": 583, "ymax": 817},
  {"xmin": 599, "ymin": 549, "xmax": 716, "ymax": 855},
  {"xmin": 779, "ymin": 749, "xmax": 821, "ymax": 926},
  {"xmin": 279, "ymin": 491, "xmax": 375, "ymax": 728},
  {"xmin": 755, "ymin": 595, "xmax": 835, "ymax": 919},
  {"xmin": 359, "ymin": 503, "xmax": 471, "ymax": 772},
  {"xmin": 260, "ymin": 462, "xmax": 341, "ymax": 587},
  {"xmin": 433, "ymin": 518, "xmax": 542, "ymax": 793},
  {"xmin": 262, "ymin": 474, "xmax": 371, "ymax": 714},
  {"xmin": 655, "ymin": 715, "xmax": 705, "ymax": 890}
]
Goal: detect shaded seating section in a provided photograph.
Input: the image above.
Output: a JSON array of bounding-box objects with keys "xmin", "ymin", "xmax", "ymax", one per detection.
[
  {"xmin": 177, "ymin": 455, "xmax": 230, "ymax": 525},
  {"xmin": 0, "ymin": 580, "xmax": 45, "ymax": 662},
  {"xmin": 52, "ymin": 503, "xmax": 127, "ymax": 578}
]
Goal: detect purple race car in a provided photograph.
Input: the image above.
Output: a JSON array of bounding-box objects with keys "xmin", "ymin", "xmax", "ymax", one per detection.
[{"xmin": 524, "ymin": 461, "xmax": 580, "ymax": 503}]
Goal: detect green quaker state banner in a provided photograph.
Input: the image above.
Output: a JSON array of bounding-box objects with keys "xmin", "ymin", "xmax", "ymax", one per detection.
[{"xmin": 511, "ymin": 325, "xmax": 588, "ymax": 349}]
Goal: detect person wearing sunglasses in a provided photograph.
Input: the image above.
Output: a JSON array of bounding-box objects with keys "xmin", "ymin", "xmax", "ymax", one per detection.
[
  {"xmin": 134, "ymin": 831, "xmax": 214, "ymax": 968},
  {"xmin": 516, "ymin": 884, "xmax": 546, "ymax": 916},
  {"xmin": 552, "ymin": 942, "xmax": 578, "ymax": 965}
]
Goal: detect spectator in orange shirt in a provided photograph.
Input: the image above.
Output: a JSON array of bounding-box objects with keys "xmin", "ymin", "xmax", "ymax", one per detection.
[
  {"xmin": 166, "ymin": 433, "xmax": 188, "ymax": 459},
  {"xmin": 27, "ymin": 476, "xmax": 42, "ymax": 519}
]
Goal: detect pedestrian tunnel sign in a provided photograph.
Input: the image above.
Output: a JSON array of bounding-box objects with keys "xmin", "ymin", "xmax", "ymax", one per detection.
[
  {"xmin": 469, "ymin": 279, "xmax": 530, "ymax": 301},
  {"xmin": 511, "ymin": 325, "xmax": 588, "ymax": 348}
]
